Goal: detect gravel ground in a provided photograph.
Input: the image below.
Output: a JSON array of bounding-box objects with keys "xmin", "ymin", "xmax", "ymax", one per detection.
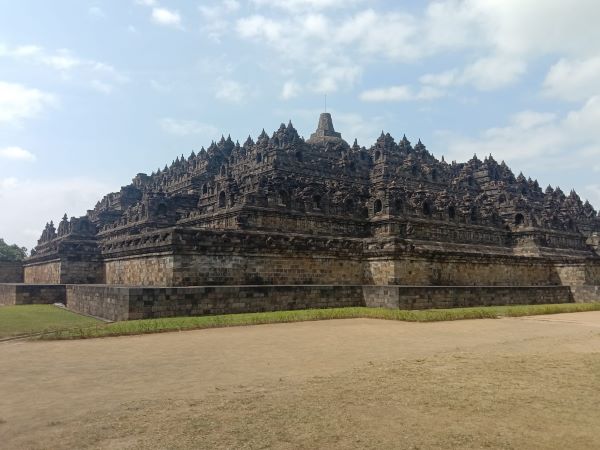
[{"xmin": 1, "ymin": 312, "xmax": 600, "ymax": 449}]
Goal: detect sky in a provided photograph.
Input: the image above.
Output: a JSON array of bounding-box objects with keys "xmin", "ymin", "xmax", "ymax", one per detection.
[{"xmin": 1, "ymin": 0, "xmax": 600, "ymax": 250}]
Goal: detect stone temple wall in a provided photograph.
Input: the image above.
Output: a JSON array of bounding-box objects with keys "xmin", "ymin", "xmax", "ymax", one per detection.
[
  {"xmin": 171, "ymin": 254, "xmax": 365, "ymax": 286},
  {"xmin": 105, "ymin": 255, "xmax": 174, "ymax": 286},
  {"xmin": 24, "ymin": 261, "xmax": 61, "ymax": 284},
  {"xmin": 104, "ymin": 253, "xmax": 364, "ymax": 286},
  {"xmin": 66, "ymin": 284, "xmax": 365, "ymax": 321},
  {"xmin": 99, "ymin": 252, "xmax": 581, "ymax": 287},
  {"xmin": 64, "ymin": 284, "xmax": 582, "ymax": 322},
  {"xmin": 570, "ymin": 285, "xmax": 600, "ymax": 303},
  {"xmin": 24, "ymin": 260, "xmax": 103, "ymax": 285},
  {"xmin": 60, "ymin": 260, "xmax": 104, "ymax": 284},
  {"xmin": 0, "ymin": 284, "xmax": 66, "ymax": 306},
  {"xmin": 26, "ymin": 249, "xmax": 600, "ymax": 289},
  {"xmin": 554, "ymin": 263, "xmax": 600, "ymax": 285},
  {"xmin": 366, "ymin": 256, "xmax": 561, "ymax": 286},
  {"xmin": 3, "ymin": 282, "xmax": 599, "ymax": 320},
  {"xmin": 362, "ymin": 285, "xmax": 572, "ymax": 310},
  {"xmin": 0, "ymin": 262, "xmax": 23, "ymax": 283}
]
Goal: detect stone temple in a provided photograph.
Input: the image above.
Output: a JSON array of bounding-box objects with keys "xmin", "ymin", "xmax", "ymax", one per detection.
[{"xmin": 2, "ymin": 113, "xmax": 600, "ymax": 320}]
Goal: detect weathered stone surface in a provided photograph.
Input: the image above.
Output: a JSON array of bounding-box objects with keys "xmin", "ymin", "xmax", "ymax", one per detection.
[
  {"xmin": 61, "ymin": 284, "xmax": 587, "ymax": 321},
  {"xmin": 24, "ymin": 259, "xmax": 103, "ymax": 284},
  {"xmin": 17, "ymin": 113, "xmax": 600, "ymax": 295},
  {"xmin": 570, "ymin": 285, "xmax": 600, "ymax": 303},
  {"xmin": 363, "ymin": 285, "xmax": 572, "ymax": 309},
  {"xmin": 66, "ymin": 284, "xmax": 365, "ymax": 321},
  {"xmin": 24, "ymin": 261, "xmax": 61, "ymax": 284},
  {"xmin": 0, "ymin": 262, "xmax": 23, "ymax": 283},
  {"xmin": 307, "ymin": 113, "xmax": 343, "ymax": 144},
  {"xmin": 0, "ymin": 284, "xmax": 66, "ymax": 306}
]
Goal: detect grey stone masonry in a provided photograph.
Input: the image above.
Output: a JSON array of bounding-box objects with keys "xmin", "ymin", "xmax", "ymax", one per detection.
[
  {"xmin": 0, "ymin": 284, "xmax": 66, "ymax": 306},
  {"xmin": 4, "ymin": 283, "xmax": 600, "ymax": 320},
  {"xmin": 0, "ymin": 262, "xmax": 23, "ymax": 283},
  {"xmin": 362, "ymin": 285, "xmax": 573, "ymax": 309},
  {"xmin": 307, "ymin": 112, "xmax": 343, "ymax": 144},
  {"xmin": 67, "ymin": 284, "xmax": 364, "ymax": 321}
]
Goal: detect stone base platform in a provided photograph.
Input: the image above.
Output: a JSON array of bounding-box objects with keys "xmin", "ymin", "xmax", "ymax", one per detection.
[
  {"xmin": 66, "ymin": 285, "xmax": 364, "ymax": 321},
  {"xmin": 0, "ymin": 284, "xmax": 66, "ymax": 306},
  {"xmin": 363, "ymin": 285, "xmax": 576, "ymax": 310},
  {"xmin": 2, "ymin": 283, "xmax": 600, "ymax": 321}
]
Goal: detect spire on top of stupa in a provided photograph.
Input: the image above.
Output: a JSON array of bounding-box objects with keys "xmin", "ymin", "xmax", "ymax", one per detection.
[{"xmin": 307, "ymin": 112, "xmax": 344, "ymax": 144}]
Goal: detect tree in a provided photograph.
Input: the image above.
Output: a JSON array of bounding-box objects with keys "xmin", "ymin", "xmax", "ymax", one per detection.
[{"xmin": 0, "ymin": 239, "xmax": 27, "ymax": 262}]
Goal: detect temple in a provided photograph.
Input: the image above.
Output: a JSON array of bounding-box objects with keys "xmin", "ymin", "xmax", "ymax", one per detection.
[{"xmin": 4, "ymin": 113, "xmax": 599, "ymax": 320}]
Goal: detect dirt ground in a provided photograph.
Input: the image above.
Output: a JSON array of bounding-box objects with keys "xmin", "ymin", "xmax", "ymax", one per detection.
[{"xmin": 1, "ymin": 312, "xmax": 600, "ymax": 449}]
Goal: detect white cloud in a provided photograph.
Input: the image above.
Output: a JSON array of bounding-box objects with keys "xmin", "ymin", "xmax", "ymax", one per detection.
[
  {"xmin": 251, "ymin": 0, "xmax": 363, "ymax": 12},
  {"xmin": 159, "ymin": 118, "xmax": 218, "ymax": 137},
  {"xmin": 0, "ymin": 44, "xmax": 128, "ymax": 92},
  {"xmin": 0, "ymin": 177, "xmax": 114, "ymax": 249},
  {"xmin": 509, "ymin": 111, "xmax": 556, "ymax": 130},
  {"xmin": 231, "ymin": 7, "xmax": 478, "ymax": 95},
  {"xmin": 89, "ymin": 61, "xmax": 129, "ymax": 83},
  {"xmin": 151, "ymin": 7, "xmax": 182, "ymax": 28},
  {"xmin": 0, "ymin": 146, "xmax": 36, "ymax": 162},
  {"xmin": 0, "ymin": 44, "xmax": 42, "ymax": 57},
  {"xmin": 311, "ymin": 63, "xmax": 361, "ymax": 93},
  {"xmin": 234, "ymin": 0, "xmax": 600, "ymax": 99},
  {"xmin": 90, "ymin": 80, "xmax": 113, "ymax": 94},
  {"xmin": 420, "ymin": 55, "xmax": 526, "ymax": 92},
  {"xmin": 236, "ymin": 15, "xmax": 283, "ymax": 42},
  {"xmin": 281, "ymin": 80, "xmax": 300, "ymax": 100},
  {"xmin": 360, "ymin": 85, "xmax": 444, "ymax": 102},
  {"xmin": 334, "ymin": 10, "xmax": 420, "ymax": 60},
  {"xmin": 135, "ymin": 0, "xmax": 183, "ymax": 29},
  {"xmin": 476, "ymin": 0, "xmax": 600, "ymax": 57},
  {"xmin": 461, "ymin": 56, "xmax": 526, "ymax": 91},
  {"xmin": 360, "ymin": 85, "xmax": 411, "ymax": 102},
  {"xmin": 215, "ymin": 78, "xmax": 246, "ymax": 103},
  {"xmin": 419, "ymin": 70, "xmax": 459, "ymax": 88},
  {"xmin": 235, "ymin": 6, "xmax": 468, "ymax": 65},
  {"xmin": 41, "ymin": 50, "xmax": 81, "ymax": 70},
  {"xmin": 88, "ymin": 6, "xmax": 106, "ymax": 18},
  {"xmin": 199, "ymin": 0, "xmax": 240, "ymax": 20},
  {"xmin": 199, "ymin": 0, "xmax": 241, "ymax": 41},
  {"xmin": 0, "ymin": 81, "xmax": 56, "ymax": 124},
  {"xmin": 543, "ymin": 56, "xmax": 600, "ymax": 102},
  {"xmin": 337, "ymin": 112, "xmax": 387, "ymax": 146},
  {"xmin": 441, "ymin": 96, "xmax": 600, "ymax": 169}
]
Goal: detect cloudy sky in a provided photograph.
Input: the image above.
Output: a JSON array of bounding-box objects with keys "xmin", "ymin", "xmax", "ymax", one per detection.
[{"xmin": 1, "ymin": 0, "xmax": 600, "ymax": 249}]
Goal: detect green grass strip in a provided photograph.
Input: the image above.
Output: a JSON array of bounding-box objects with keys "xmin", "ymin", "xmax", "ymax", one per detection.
[
  {"xmin": 0, "ymin": 305, "xmax": 101, "ymax": 339},
  {"xmin": 40, "ymin": 302, "xmax": 600, "ymax": 340}
]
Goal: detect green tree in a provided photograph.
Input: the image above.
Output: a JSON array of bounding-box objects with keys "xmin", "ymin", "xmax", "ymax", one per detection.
[{"xmin": 0, "ymin": 239, "xmax": 27, "ymax": 261}]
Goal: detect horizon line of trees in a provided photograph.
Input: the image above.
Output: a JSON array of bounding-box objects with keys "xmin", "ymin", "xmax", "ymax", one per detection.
[{"xmin": 0, "ymin": 239, "xmax": 27, "ymax": 262}]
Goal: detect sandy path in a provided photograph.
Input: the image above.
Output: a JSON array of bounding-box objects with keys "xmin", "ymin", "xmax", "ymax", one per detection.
[{"xmin": 1, "ymin": 313, "xmax": 600, "ymax": 449}]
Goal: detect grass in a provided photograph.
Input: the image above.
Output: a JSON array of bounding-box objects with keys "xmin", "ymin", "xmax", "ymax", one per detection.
[
  {"xmin": 0, "ymin": 305, "xmax": 101, "ymax": 339},
  {"xmin": 39, "ymin": 302, "xmax": 600, "ymax": 340}
]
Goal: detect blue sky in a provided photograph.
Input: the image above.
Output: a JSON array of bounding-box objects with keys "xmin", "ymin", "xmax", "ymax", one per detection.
[{"xmin": 1, "ymin": 0, "xmax": 600, "ymax": 249}]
